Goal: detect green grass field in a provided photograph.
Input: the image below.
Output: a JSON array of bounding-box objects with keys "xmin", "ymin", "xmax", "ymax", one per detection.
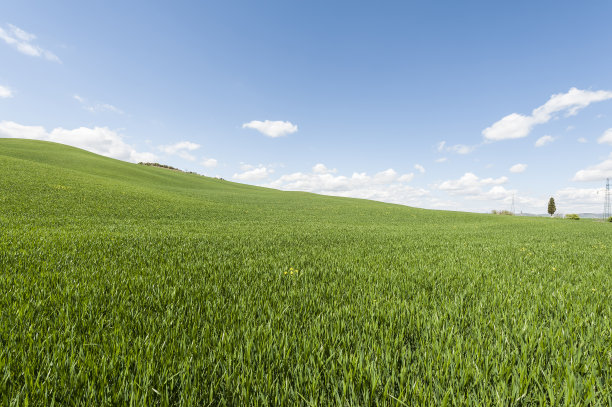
[{"xmin": 1, "ymin": 138, "xmax": 611, "ymax": 405}]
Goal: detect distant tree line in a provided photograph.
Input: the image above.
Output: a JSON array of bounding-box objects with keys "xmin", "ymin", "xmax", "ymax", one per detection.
[
  {"xmin": 138, "ymin": 162, "xmax": 182, "ymax": 171},
  {"xmin": 138, "ymin": 162, "xmax": 225, "ymax": 180}
]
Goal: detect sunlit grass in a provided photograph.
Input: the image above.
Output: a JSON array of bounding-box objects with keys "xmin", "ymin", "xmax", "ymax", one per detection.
[{"xmin": 1, "ymin": 139, "xmax": 611, "ymax": 405}]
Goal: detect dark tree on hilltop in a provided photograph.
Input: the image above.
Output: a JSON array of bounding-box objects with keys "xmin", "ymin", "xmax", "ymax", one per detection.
[{"xmin": 548, "ymin": 197, "xmax": 556, "ymax": 217}]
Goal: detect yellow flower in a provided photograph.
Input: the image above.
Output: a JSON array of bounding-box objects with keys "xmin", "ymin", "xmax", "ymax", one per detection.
[{"xmin": 284, "ymin": 272, "xmax": 287, "ymax": 275}]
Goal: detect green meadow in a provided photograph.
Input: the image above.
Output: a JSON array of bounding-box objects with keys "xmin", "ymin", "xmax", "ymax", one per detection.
[{"xmin": 1, "ymin": 138, "xmax": 611, "ymax": 405}]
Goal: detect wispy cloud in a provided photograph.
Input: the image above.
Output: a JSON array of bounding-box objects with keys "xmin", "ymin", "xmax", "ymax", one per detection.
[
  {"xmin": 0, "ymin": 23, "xmax": 60, "ymax": 62},
  {"xmin": 482, "ymin": 88, "xmax": 612, "ymax": 141},
  {"xmin": 159, "ymin": 141, "xmax": 201, "ymax": 161},
  {"xmin": 242, "ymin": 120, "xmax": 298, "ymax": 138},
  {"xmin": 73, "ymin": 94, "xmax": 124, "ymax": 114},
  {"xmin": 535, "ymin": 135, "xmax": 555, "ymax": 147},
  {"xmin": 436, "ymin": 140, "xmax": 476, "ymax": 155},
  {"xmin": 414, "ymin": 164, "xmax": 425, "ymax": 174}
]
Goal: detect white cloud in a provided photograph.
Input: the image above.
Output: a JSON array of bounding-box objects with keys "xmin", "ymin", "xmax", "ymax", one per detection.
[
  {"xmin": 414, "ymin": 164, "xmax": 425, "ymax": 173},
  {"xmin": 233, "ymin": 166, "xmax": 273, "ymax": 181},
  {"xmin": 73, "ymin": 94, "xmax": 124, "ymax": 114},
  {"xmin": 266, "ymin": 167, "xmax": 413, "ymax": 191},
  {"xmin": 437, "ymin": 172, "xmax": 508, "ymax": 197},
  {"xmin": 597, "ymin": 129, "xmax": 612, "ymax": 145},
  {"xmin": 509, "ymin": 163, "xmax": 527, "ymax": 173},
  {"xmin": 449, "ymin": 144, "xmax": 475, "ymax": 154},
  {"xmin": 262, "ymin": 166, "xmax": 426, "ymax": 206},
  {"xmin": 479, "ymin": 185, "xmax": 516, "ymax": 201},
  {"xmin": 535, "ymin": 135, "xmax": 555, "ymax": 147},
  {"xmin": 201, "ymin": 158, "xmax": 218, "ymax": 168},
  {"xmin": 482, "ymin": 88, "xmax": 612, "ymax": 141},
  {"xmin": 159, "ymin": 141, "xmax": 201, "ymax": 161},
  {"xmin": 398, "ymin": 173, "xmax": 415, "ymax": 182},
  {"xmin": 0, "ymin": 24, "xmax": 60, "ymax": 62},
  {"xmin": 556, "ymin": 187, "xmax": 605, "ymax": 205},
  {"xmin": 242, "ymin": 120, "xmax": 298, "ymax": 138},
  {"xmin": 577, "ymin": 137, "xmax": 587, "ymax": 143},
  {"xmin": 552, "ymin": 187, "xmax": 611, "ymax": 213},
  {"xmin": 572, "ymin": 152, "xmax": 612, "ymax": 182},
  {"xmin": 435, "ymin": 157, "xmax": 447, "ymax": 163},
  {"xmin": 313, "ymin": 163, "xmax": 337, "ymax": 174},
  {"xmin": 436, "ymin": 140, "xmax": 476, "ymax": 154},
  {"xmin": 0, "ymin": 120, "xmax": 156, "ymax": 162},
  {"xmin": 0, "ymin": 85, "xmax": 13, "ymax": 98}
]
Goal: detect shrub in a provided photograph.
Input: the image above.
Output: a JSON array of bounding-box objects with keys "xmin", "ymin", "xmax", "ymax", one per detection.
[
  {"xmin": 491, "ymin": 210, "xmax": 514, "ymax": 216},
  {"xmin": 565, "ymin": 214, "xmax": 580, "ymax": 220},
  {"xmin": 608, "ymin": 216, "xmax": 612, "ymax": 222}
]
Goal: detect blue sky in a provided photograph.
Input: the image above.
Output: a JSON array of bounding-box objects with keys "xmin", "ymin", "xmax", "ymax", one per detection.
[{"xmin": 2, "ymin": 1, "xmax": 612, "ymax": 213}]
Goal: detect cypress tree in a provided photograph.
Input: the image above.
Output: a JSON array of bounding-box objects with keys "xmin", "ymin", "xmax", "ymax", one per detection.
[{"xmin": 548, "ymin": 197, "xmax": 556, "ymax": 217}]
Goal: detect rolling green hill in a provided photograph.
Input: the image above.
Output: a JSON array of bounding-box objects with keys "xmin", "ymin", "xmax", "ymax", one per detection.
[{"xmin": 1, "ymin": 139, "xmax": 611, "ymax": 405}]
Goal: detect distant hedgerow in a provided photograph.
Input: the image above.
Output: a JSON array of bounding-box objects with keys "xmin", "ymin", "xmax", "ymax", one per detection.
[
  {"xmin": 491, "ymin": 209, "xmax": 514, "ymax": 216},
  {"xmin": 565, "ymin": 214, "xmax": 580, "ymax": 220},
  {"xmin": 138, "ymin": 162, "xmax": 182, "ymax": 171}
]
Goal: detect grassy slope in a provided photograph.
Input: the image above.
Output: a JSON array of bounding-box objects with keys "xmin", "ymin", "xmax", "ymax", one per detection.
[{"xmin": 1, "ymin": 139, "xmax": 611, "ymax": 405}]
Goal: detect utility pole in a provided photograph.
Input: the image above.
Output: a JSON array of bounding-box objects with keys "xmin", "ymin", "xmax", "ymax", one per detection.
[
  {"xmin": 605, "ymin": 178, "xmax": 611, "ymax": 220},
  {"xmin": 511, "ymin": 194, "xmax": 515, "ymax": 215}
]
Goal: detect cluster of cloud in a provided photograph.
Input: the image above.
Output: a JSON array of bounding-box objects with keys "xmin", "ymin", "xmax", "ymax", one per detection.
[
  {"xmin": 73, "ymin": 94, "xmax": 124, "ymax": 114},
  {"xmin": 547, "ymin": 187, "xmax": 609, "ymax": 213},
  {"xmin": 230, "ymin": 163, "xmax": 429, "ymax": 205},
  {"xmin": 0, "ymin": 23, "xmax": 60, "ymax": 62},
  {"xmin": 261, "ymin": 164, "xmax": 427, "ymax": 205},
  {"xmin": 437, "ymin": 172, "xmax": 512, "ymax": 200},
  {"xmin": 482, "ymin": 87, "xmax": 612, "ymax": 141},
  {"xmin": 556, "ymin": 187, "xmax": 605, "ymax": 205},
  {"xmin": 0, "ymin": 85, "xmax": 13, "ymax": 98},
  {"xmin": 0, "ymin": 120, "xmax": 157, "ymax": 163},
  {"xmin": 242, "ymin": 120, "xmax": 298, "ymax": 138}
]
